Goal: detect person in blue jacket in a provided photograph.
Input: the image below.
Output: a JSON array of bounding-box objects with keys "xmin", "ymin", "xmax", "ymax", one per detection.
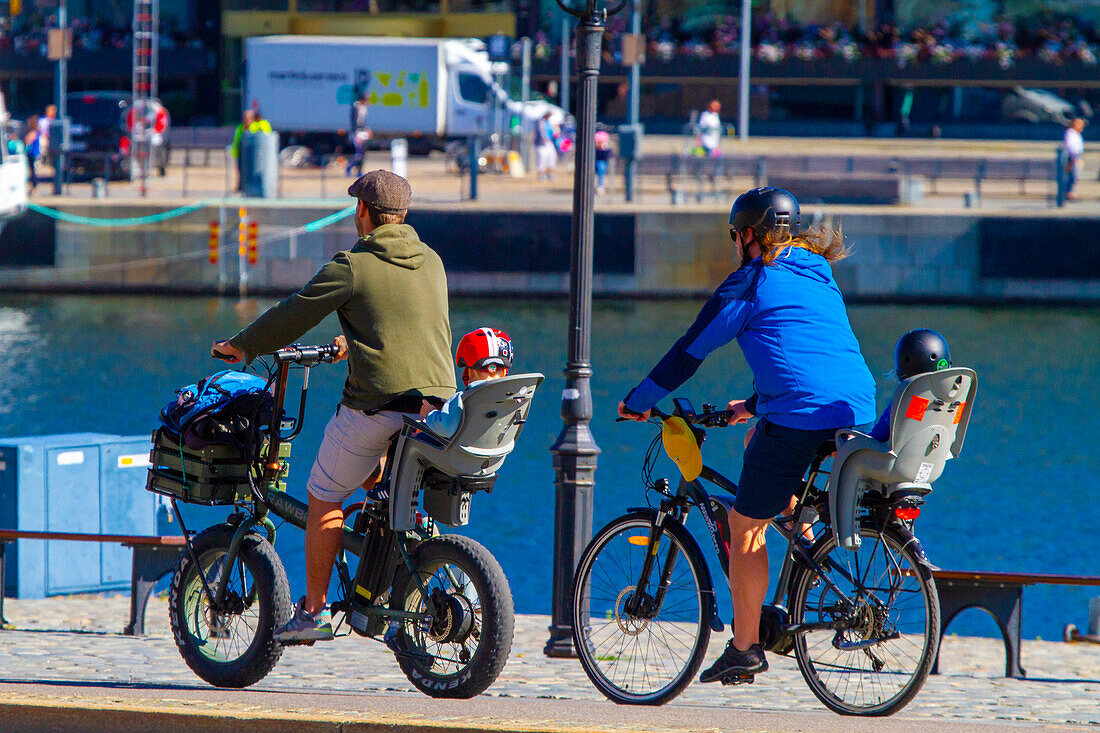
[{"xmin": 618, "ymin": 187, "xmax": 877, "ymax": 682}]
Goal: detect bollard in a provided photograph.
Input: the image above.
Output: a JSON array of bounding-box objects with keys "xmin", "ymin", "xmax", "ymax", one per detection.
[
  {"xmin": 91, "ymin": 178, "xmax": 107, "ymax": 198},
  {"xmin": 1090, "ymin": 597, "xmax": 1100, "ymax": 637},
  {"xmin": 963, "ymin": 191, "xmax": 979, "ymax": 208},
  {"xmin": 224, "ymin": 145, "xmax": 232, "ymax": 198},
  {"xmin": 390, "ymin": 138, "xmax": 408, "ymax": 179},
  {"xmin": 468, "ymin": 137, "xmax": 480, "ymax": 201}
]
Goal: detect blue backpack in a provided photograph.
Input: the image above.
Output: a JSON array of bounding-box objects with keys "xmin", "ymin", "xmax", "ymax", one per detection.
[{"xmin": 160, "ymin": 370, "xmax": 273, "ymax": 452}]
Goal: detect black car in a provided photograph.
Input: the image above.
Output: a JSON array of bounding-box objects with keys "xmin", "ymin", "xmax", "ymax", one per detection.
[{"xmin": 66, "ymin": 92, "xmax": 170, "ymax": 180}]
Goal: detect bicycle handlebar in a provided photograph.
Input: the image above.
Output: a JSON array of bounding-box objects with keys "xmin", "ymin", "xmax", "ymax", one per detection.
[
  {"xmin": 273, "ymin": 343, "xmax": 341, "ymax": 366},
  {"xmin": 618, "ymin": 403, "xmax": 734, "ymax": 428}
]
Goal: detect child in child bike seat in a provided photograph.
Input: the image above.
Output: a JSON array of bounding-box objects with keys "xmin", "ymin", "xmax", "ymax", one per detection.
[
  {"xmin": 422, "ymin": 327, "xmax": 514, "ymax": 438},
  {"xmin": 618, "ymin": 187, "xmax": 876, "ymax": 683},
  {"xmin": 869, "ymin": 329, "xmax": 952, "ymax": 442},
  {"xmin": 363, "ymin": 328, "xmax": 514, "ymax": 505}
]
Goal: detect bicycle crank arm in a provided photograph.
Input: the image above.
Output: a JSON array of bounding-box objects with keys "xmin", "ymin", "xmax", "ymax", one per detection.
[
  {"xmin": 832, "ymin": 630, "xmax": 900, "ymax": 651},
  {"xmin": 786, "ymin": 620, "xmax": 846, "ymax": 635}
]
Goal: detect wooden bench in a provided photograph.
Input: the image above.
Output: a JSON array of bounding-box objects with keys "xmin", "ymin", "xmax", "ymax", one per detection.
[
  {"xmin": 932, "ymin": 569, "xmax": 1100, "ymax": 679},
  {"xmin": 0, "ymin": 530, "xmax": 186, "ymax": 636}
]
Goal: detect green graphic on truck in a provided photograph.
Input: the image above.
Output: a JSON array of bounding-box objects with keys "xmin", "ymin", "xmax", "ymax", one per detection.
[{"xmin": 337, "ymin": 70, "xmax": 431, "ymax": 109}]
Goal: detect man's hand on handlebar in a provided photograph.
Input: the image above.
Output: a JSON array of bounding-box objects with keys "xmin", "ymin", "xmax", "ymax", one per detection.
[
  {"xmin": 212, "ymin": 340, "xmax": 245, "ymax": 364},
  {"xmin": 725, "ymin": 398, "xmax": 754, "ymax": 426},
  {"xmin": 617, "ymin": 400, "xmax": 651, "ymax": 422},
  {"xmin": 332, "ymin": 334, "xmax": 349, "ymax": 362}
]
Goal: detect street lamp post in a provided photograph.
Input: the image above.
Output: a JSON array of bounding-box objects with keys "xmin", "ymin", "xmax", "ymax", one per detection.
[
  {"xmin": 738, "ymin": 0, "xmax": 751, "ymax": 142},
  {"xmin": 544, "ymin": 0, "xmax": 625, "ymax": 659}
]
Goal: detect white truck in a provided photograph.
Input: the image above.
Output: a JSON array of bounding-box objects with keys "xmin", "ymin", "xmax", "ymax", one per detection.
[
  {"xmin": 244, "ymin": 35, "xmax": 565, "ymax": 156},
  {"xmin": 0, "ymin": 91, "xmax": 27, "ymax": 219}
]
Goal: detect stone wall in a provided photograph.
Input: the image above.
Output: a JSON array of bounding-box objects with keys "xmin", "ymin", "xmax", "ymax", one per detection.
[{"xmin": 2, "ymin": 202, "xmax": 1098, "ymax": 302}]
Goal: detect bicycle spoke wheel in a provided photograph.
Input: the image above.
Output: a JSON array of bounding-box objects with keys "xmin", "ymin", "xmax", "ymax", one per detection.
[
  {"xmin": 572, "ymin": 513, "xmax": 712, "ymax": 705},
  {"xmin": 390, "ymin": 535, "xmax": 514, "ymax": 698},
  {"xmin": 790, "ymin": 524, "xmax": 939, "ymax": 716},
  {"xmin": 169, "ymin": 524, "xmax": 291, "ymax": 688}
]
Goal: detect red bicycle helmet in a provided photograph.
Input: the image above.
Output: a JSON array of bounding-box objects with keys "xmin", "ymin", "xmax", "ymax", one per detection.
[{"xmin": 456, "ymin": 328, "xmax": 513, "ymax": 371}]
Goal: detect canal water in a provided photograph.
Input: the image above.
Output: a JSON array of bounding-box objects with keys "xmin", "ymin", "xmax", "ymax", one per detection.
[{"xmin": 1, "ymin": 294, "xmax": 1097, "ymax": 640}]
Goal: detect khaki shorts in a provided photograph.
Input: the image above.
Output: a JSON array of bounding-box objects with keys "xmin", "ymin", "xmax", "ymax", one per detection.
[{"xmin": 305, "ymin": 406, "xmax": 405, "ymax": 503}]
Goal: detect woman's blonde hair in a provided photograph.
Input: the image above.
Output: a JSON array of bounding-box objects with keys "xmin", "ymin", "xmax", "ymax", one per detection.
[{"xmin": 755, "ymin": 225, "xmax": 850, "ymax": 265}]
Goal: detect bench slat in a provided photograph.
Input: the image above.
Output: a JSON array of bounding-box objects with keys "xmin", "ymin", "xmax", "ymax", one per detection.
[
  {"xmin": 0, "ymin": 530, "xmax": 185, "ymax": 546},
  {"xmin": 933, "ymin": 569, "xmax": 1100, "ymax": 586}
]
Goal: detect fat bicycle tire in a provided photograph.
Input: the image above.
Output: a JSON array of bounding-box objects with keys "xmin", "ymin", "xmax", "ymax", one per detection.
[
  {"xmin": 571, "ymin": 512, "xmax": 713, "ymax": 705},
  {"xmin": 168, "ymin": 523, "xmax": 292, "ymax": 688},
  {"xmin": 789, "ymin": 522, "xmax": 939, "ymax": 716},
  {"xmin": 389, "ymin": 535, "xmax": 514, "ymax": 698}
]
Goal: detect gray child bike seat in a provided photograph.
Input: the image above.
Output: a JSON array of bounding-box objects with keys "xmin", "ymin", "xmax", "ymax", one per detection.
[
  {"xmin": 387, "ymin": 373, "xmax": 544, "ymax": 531},
  {"xmin": 826, "ymin": 367, "xmax": 977, "ymax": 551}
]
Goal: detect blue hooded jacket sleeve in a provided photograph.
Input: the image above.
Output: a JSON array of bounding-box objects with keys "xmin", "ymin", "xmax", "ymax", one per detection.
[
  {"xmin": 425, "ymin": 390, "xmax": 465, "ymax": 439},
  {"xmin": 623, "ymin": 266, "xmax": 759, "ymax": 413}
]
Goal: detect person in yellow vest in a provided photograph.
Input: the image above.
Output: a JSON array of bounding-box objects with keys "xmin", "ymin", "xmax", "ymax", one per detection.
[
  {"xmin": 231, "ymin": 110, "xmax": 274, "ymax": 192},
  {"xmin": 230, "ymin": 110, "xmax": 254, "ymax": 192},
  {"xmin": 249, "ymin": 111, "xmax": 273, "ymax": 134}
]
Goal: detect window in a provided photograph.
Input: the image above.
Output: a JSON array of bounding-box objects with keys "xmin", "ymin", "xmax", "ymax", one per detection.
[{"xmin": 457, "ymin": 72, "xmax": 490, "ymax": 105}]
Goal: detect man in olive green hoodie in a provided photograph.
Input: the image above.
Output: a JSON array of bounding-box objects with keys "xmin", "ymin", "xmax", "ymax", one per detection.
[{"xmin": 212, "ymin": 170, "xmax": 455, "ymax": 643}]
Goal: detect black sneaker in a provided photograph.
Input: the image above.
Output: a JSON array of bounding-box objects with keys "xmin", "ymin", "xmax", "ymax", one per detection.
[{"xmin": 699, "ymin": 641, "xmax": 768, "ymax": 683}]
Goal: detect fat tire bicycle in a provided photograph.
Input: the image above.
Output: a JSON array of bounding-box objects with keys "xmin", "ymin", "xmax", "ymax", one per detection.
[
  {"xmin": 570, "ymin": 399, "xmax": 940, "ymax": 716},
  {"xmin": 160, "ymin": 344, "xmax": 517, "ymax": 698}
]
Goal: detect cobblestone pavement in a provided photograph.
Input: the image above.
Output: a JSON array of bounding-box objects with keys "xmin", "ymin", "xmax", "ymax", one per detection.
[{"xmin": 1, "ymin": 594, "xmax": 1098, "ymax": 727}]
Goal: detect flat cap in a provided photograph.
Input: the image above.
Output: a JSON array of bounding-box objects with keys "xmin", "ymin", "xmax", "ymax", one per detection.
[{"xmin": 347, "ymin": 170, "xmax": 411, "ymax": 213}]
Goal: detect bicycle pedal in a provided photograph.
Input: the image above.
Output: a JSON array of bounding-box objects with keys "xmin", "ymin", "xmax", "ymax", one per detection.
[
  {"xmin": 719, "ymin": 672, "xmax": 754, "ymax": 686},
  {"xmin": 279, "ymin": 638, "xmax": 317, "ymax": 647}
]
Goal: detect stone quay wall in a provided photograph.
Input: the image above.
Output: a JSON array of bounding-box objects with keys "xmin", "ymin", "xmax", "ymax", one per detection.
[{"xmin": 1, "ymin": 202, "xmax": 1097, "ymax": 302}]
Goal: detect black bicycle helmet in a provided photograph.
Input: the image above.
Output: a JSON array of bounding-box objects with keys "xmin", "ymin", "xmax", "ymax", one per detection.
[
  {"xmin": 729, "ymin": 187, "xmax": 801, "ymax": 240},
  {"xmin": 894, "ymin": 329, "xmax": 951, "ymax": 381}
]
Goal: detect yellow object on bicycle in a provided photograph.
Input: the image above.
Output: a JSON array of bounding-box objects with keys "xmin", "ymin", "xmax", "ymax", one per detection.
[{"xmin": 661, "ymin": 416, "xmax": 702, "ymax": 481}]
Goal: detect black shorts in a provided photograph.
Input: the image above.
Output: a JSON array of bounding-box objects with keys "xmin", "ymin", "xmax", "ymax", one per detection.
[{"xmin": 734, "ymin": 418, "xmax": 838, "ymax": 520}]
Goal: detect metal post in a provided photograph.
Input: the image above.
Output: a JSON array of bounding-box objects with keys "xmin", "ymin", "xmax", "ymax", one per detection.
[
  {"xmin": 53, "ymin": 0, "xmax": 68, "ymax": 195},
  {"xmin": 560, "ymin": 15, "xmax": 571, "ymax": 116},
  {"xmin": 1056, "ymin": 147, "xmax": 1067, "ymax": 208},
  {"xmin": 521, "ymin": 37, "xmax": 532, "ymax": 169},
  {"xmin": 738, "ymin": 0, "xmax": 751, "ymax": 141},
  {"xmin": 545, "ymin": 0, "xmax": 620, "ymax": 659},
  {"xmin": 237, "ymin": 207, "xmax": 248, "ymax": 297},
  {"xmin": 468, "ymin": 136, "xmax": 479, "ymax": 200},
  {"xmin": 217, "ymin": 205, "xmax": 227, "ymax": 291},
  {"xmin": 625, "ymin": 0, "xmax": 642, "ymax": 201}
]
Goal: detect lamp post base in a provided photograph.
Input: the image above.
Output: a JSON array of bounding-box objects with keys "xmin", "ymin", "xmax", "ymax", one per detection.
[{"xmin": 544, "ymin": 622, "xmax": 580, "ymax": 657}]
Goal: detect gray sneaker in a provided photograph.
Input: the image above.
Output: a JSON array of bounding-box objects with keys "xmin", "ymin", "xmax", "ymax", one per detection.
[{"xmin": 275, "ymin": 597, "xmax": 334, "ymax": 644}]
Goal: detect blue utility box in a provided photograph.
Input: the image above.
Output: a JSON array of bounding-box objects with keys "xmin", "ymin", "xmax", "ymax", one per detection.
[{"xmin": 0, "ymin": 433, "xmax": 157, "ymax": 598}]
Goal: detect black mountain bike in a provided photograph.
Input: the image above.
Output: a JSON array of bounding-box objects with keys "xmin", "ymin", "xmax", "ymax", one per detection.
[
  {"xmin": 570, "ymin": 399, "xmax": 940, "ymax": 716},
  {"xmin": 155, "ymin": 344, "xmax": 514, "ymax": 698}
]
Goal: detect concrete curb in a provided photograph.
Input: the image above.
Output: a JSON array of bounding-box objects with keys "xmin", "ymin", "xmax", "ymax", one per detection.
[{"xmin": 0, "ymin": 698, "xmax": 633, "ymax": 733}]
